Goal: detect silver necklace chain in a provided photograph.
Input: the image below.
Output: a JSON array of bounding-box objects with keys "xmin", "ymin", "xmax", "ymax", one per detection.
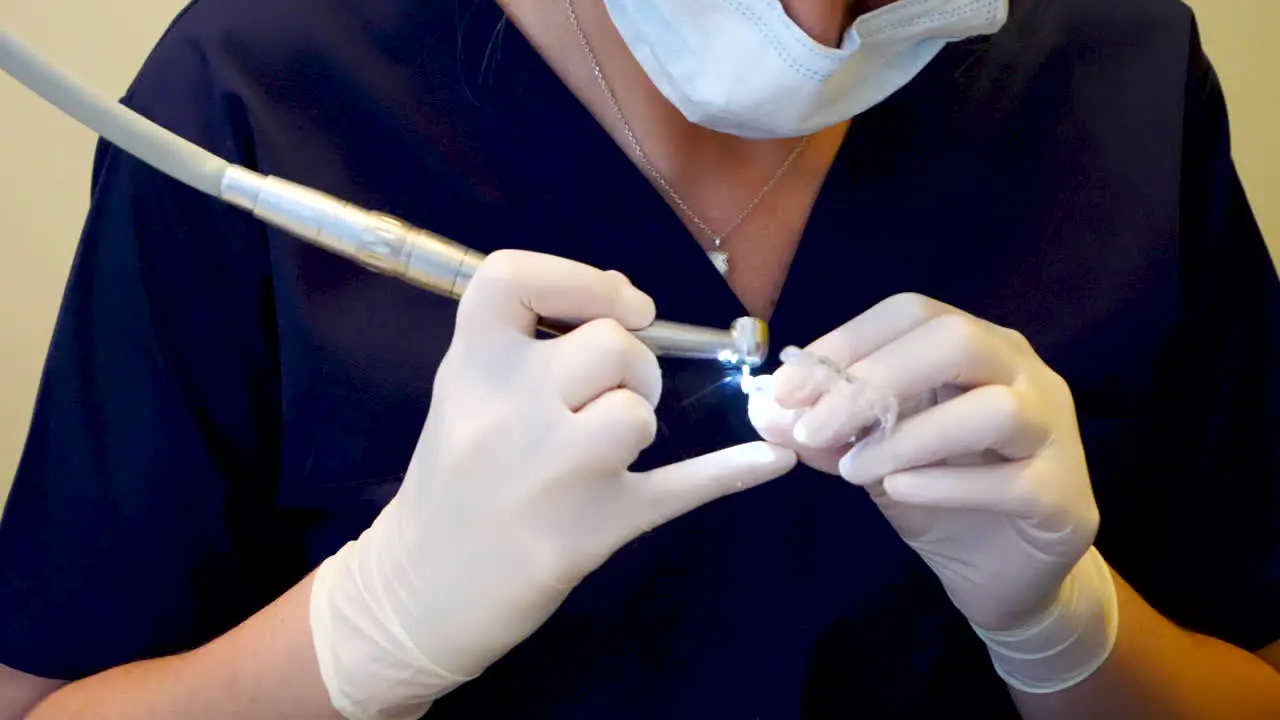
[{"xmin": 565, "ymin": 0, "xmax": 809, "ymax": 273}]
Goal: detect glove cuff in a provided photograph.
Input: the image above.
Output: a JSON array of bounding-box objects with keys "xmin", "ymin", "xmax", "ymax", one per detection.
[
  {"xmin": 310, "ymin": 517, "xmax": 475, "ymax": 719},
  {"xmin": 970, "ymin": 546, "xmax": 1120, "ymax": 694}
]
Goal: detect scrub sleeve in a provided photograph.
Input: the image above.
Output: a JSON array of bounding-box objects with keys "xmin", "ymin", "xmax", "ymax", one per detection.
[
  {"xmin": 1094, "ymin": 19, "xmax": 1280, "ymax": 654},
  {"xmin": 0, "ymin": 31, "xmax": 287, "ymax": 679}
]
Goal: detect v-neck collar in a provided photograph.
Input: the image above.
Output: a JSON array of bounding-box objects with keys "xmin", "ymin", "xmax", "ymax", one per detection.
[
  {"xmin": 473, "ymin": 5, "xmax": 869, "ymax": 360},
  {"xmin": 463, "ymin": 1, "xmax": 987, "ymax": 368}
]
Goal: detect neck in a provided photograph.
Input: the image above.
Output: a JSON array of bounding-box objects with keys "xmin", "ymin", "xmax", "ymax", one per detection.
[
  {"xmin": 559, "ymin": 0, "xmax": 813, "ymax": 169},
  {"xmin": 500, "ymin": 0, "xmax": 852, "ymax": 315},
  {"xmin": 500, "ymin": 0, "xmax": 847, "ymax": 215},
  {"xmin": 782, "ymin": 0, "xmax": 855, "ymax": 46},
  {"xmin": 783, "ymin": 0, "xmax": 902, "ymax": 46}
]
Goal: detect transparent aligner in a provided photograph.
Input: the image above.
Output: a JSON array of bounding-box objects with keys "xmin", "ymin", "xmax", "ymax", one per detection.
[
  {"xmin": 737, "ymin": 365, "xmax": 773, "ymax": 396},
  {"xmin": 744, "ymin": 346, "xmax": 901, "ymax": 445}
]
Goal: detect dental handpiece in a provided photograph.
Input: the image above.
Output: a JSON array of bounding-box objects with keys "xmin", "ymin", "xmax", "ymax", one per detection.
[
  {"xmin": 0, "ymin": 32, "xmax": 769, "ymax": 368},
  {"xmin": 216, "ymin": 168, "xmax": 768, "ymax": 366}
]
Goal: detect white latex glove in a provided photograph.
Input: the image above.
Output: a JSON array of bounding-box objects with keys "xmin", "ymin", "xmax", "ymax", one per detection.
[
  {"xmin": 311, "ymin": 251, "xmax": 797, "ymax": 719},
  {"xmin": 748, "ymin": 293, "xmax": 1118, "ymax": 694}
]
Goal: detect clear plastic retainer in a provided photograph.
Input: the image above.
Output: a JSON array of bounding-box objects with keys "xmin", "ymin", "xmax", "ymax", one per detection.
[{"xmin": 742, "ymin": 346, "xmax": 902, "ymax": 445}]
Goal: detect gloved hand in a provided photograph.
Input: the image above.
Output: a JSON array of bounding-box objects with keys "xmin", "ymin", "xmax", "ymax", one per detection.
[
  {"xmin": 748, "ymin": 293, "xmax": 1118, "ymax": 694},
  {"xmin": 311, "ymin": 251, "xmax": 797, "ymax": 719}
]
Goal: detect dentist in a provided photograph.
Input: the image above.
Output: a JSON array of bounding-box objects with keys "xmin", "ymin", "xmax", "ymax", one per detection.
[{"xmin": 2, "ymin": 0, "xmax": 1277, "ymax": 717}]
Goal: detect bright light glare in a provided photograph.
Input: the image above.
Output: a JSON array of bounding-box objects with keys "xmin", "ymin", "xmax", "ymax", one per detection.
[{"xmin": 738, "ymin": 365, "xmax": 775, "ymax": 396}]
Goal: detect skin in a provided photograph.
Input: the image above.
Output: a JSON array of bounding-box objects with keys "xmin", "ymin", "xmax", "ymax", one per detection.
[
  {"xmin": 1014, "ymin": 575, "xmax": 1280, "ymax": 718},
  {"xmin": 5, "ymin": 577, "xmax": 339, "ymax": 719},
  {"xmin": 751, "ymin": 293, "xmax": 1280, "ymax": 718},
  {"xmin": 3, "ymin": 1, "xmax": 1278, "ymax": 717}
]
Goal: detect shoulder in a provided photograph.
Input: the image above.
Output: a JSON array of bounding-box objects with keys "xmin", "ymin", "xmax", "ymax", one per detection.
[
  {"xmin": 123, "ymin": 0, "xmax": 366, "ymax": 103},
  {"xmin": 1057, "ymin": 0, "xmax": 1191, "ymax": 31},
  {"xmin": 1011, "ymin": 0, "xmax": 1193, "ymax": 49},
  {"xmin": 123, "ymin": 0, "xmax": 507, "ymax": 194},
  {"xmin": 136, "ymin": 0, "xmax": 439, "ymax": 71},
  {"xmin": 123, "ymin": 0, "xmax": 477, "ymax": 130},
  {"xmin": 947, "ymin": 0, "xmax": 1203, "ymax": 144},
  {"xmin": 969, "ymin": 0, "xmax": 1197, "ymax": 89}
]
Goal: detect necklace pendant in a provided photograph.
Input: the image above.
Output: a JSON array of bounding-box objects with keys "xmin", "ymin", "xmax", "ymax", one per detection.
[{"xmin": 708, "ymin": 249, "xmax": 730, "ymax": 275}]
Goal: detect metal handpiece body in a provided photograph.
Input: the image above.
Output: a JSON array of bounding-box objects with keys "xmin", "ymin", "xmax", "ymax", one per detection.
[{"xmin": 220, "ymin": 169, "xmax": 769, "ymax": 368}]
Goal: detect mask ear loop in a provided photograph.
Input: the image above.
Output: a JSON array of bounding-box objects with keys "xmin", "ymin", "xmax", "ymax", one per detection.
[{"xmin": 742, "ymin": 346, "xmax": 902, "ymax": 447}]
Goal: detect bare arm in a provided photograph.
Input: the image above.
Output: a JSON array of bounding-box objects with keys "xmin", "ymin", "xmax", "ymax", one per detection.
[
  {"xmin": 0, "ymin": 666, "xmax": 64, "ymax": 719},
  {"xmin": 1013, "ymin": 571, "xmax": 1280, "ymax": 719},
  {"xmin": 6, "ymin": 575, "xmax": 340, "ymax": 720}
]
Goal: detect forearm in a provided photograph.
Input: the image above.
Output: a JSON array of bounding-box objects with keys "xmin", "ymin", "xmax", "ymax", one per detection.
[
  {"xmin": 29, "ymin": 574, "xmax": 341, "ymax": 720},
  {"xmin": 1013, "ymin": 571, "xmax": 1280, "ymax": 719}
]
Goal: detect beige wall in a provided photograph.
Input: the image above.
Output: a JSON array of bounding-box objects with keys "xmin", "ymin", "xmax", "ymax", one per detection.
[
  {"xmin": 1, "ymin": 2, "xmax": 1278, "ymax": 507},
  {"xmin": 1186, "ymin": 0, "xmax": 1280, "ymax": 262},
  {"xmin": 1, "ymin": 1, "xmax": 187, "ymax": 509}
]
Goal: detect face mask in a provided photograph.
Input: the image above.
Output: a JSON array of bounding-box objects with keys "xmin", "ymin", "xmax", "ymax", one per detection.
[{"xmin": 602, "ymin": 0, "xmax": 1009, "ymax": 139}]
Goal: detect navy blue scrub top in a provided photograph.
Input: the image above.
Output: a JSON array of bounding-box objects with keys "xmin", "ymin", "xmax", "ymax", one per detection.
[{"xmin": 2, "ymin": 0, "xmax": 1277, "ymax": 716}]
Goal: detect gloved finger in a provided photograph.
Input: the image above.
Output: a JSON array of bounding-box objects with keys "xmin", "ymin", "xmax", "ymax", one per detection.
[
  {"xmin": 621, "ymin": 442, "xmax": 797, "ymax": 535},
  {"xmin": 880, "ymin": 461, "xmax": 1045, "ymax": 519},
  {"xmin": 457, "ymin": 250, "xmax": 656, "ymax": 343},
  {"xmin": 746, "ymin": 382, "xmax": 846, "ymax": 475},
  {"xmin": 850, "ymin": 312, "xmax": 1021, "ymax": 391},
  {"xmin": 838, "ymin": 384, "xmax": 1051, "ymax": 486},
  {"xmin": 746, "ymin": 378, "xmax": 805, "ymax": 444},
  {"xmin": 790, "ymin": 374, "xmax": 900, "ymax": 450},
  {"xmin": 545, "ymin": 318, "xmax": 662, "ymax": 410},
  {"xmin": 775, "ymin": 293, "xmax": 963, "ymax": 408},
  {"xmin": 792, "ymin": 314, "xmax": 1020, "ymax": 447},
  {"xmin": 770, "ymin": 354, "xmax": 844, "ymax": 410},
  {"xmin": 571, "ymin": 387, "xmax": 660, "ymax": 468}
]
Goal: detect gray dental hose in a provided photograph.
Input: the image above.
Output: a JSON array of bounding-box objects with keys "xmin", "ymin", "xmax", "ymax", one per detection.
[{"xmin": 0, "ymin": 31, "xmax": 769, "ymax": 369}]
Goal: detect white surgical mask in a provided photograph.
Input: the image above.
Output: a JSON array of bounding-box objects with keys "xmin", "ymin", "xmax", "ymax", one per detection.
[{"xmin": 603, "ymin": 0, "xmax": 1009, "ymax": 139}]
